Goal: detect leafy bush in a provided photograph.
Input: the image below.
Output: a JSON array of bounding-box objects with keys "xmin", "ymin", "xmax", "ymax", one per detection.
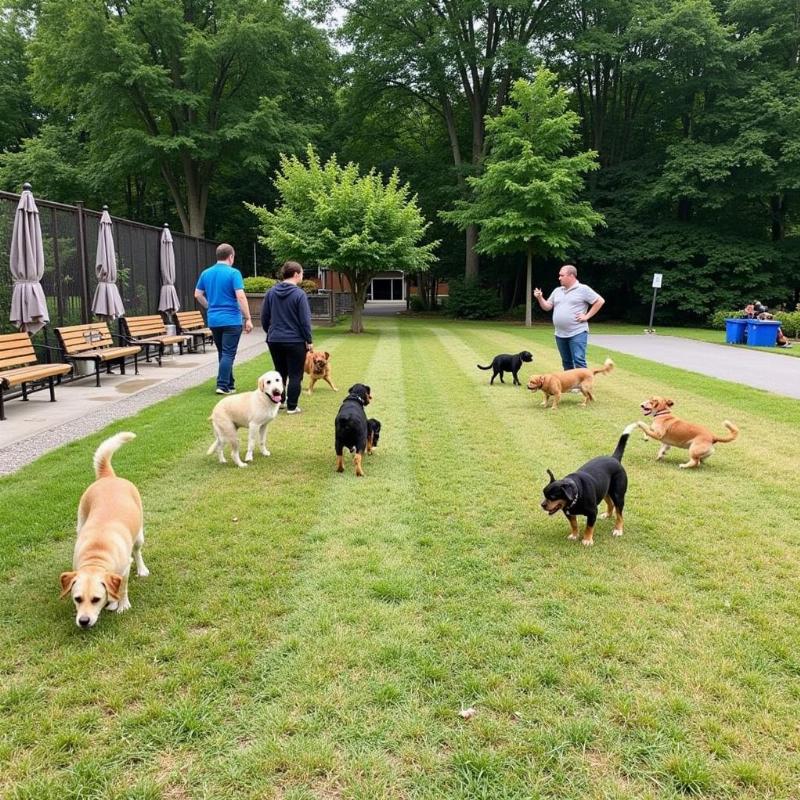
[
  {"xmin": 774, "ymin": 310, "xmax": 800, "ymax": 339},
  {"xmin": 709, "ymin": 310, "xmax": 739, "ymax": 330},
  {"xmin": 445, "ymin": 279, "xmax": 503, "ymax": 319},
  {"xmin": 299, "ymin": 279, "xmax": 318, "ymax": 294},
  {"xmin": 408, "ymin": 295, "xmax": 427, "ymax": 312},
  {"xmin": 243, "ymin": 276, "xmax": 276, "ymax": 293}
]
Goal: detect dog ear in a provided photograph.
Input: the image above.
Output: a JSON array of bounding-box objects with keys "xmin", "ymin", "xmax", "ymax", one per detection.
[
  {"xmin": 562, "ymin": 479, "xmax": 578, "ymax": 504},
  {"xmin": 324, "ymin": 351, "xmax": 330, "ymax": 359},
  {"xmin": 257, "ymin": 376, "xmax": 266, "ymax": 392},
  {"xmin": 59, "ymin": 571, "xmax": 77, "ymax": 599},
  {"xmin": 103, "ymin": 573, "xmax": 123, "ymax": 601},
  {"xmin": 348, "ymin": 384, "xmax": 357, "ymax": 394},
  {"xmin": 666, "ymin": 398, "xmax": 674, "ymax": 407},
  {"xmin": 546, "ymin": 469, "xmax": 556, "ymax": 483}
]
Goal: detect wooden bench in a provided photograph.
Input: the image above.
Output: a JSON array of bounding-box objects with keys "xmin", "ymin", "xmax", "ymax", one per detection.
[
  {"xmin": 175, "ymin": 310, "xmax": 214, "ymax": 353},
  {"xmin": 119, "ymin": 315, "xmax": 192, "ymax": 365},
  {"xmin": 0, "ymin": 332, "xmax": 73, "ymax": 420},
  {"xmin": 55, "ymin": 323, "xmax": 141, "ymax": 387}
]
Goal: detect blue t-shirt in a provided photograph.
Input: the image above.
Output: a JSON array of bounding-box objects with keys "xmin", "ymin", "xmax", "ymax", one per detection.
[{"xmin": 195, "ymin": 263, "xmax": 245, "ymax": 327}]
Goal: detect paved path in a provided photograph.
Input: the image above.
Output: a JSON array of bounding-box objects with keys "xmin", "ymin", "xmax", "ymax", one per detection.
[{"xmin": 591, "ymin": 334, "xmax": 800, "ymax": 399}]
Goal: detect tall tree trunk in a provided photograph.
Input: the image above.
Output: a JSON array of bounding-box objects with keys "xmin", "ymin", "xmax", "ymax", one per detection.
[
  {"xmin": 349, "ymin": 279, "xmax": 369, "ymax": 333},
  {"xmin": 525, "ymin": 243, "xmax": 533, "ymax": 328},
  {"xmin": 465, "ymin": 225, "xmax": 479, "ymax": 279}
]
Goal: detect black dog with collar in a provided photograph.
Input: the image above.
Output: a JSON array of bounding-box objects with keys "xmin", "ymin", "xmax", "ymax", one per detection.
[
  {"xmin": 335, "ymin": 383, "xmax": 372, "ymax": 476},
  {"xmin": 477, "ymin": 351, "xmax": 533, "ymax": 385},
  {"xmin": 540, "ymin": 423, "xmax": 636, "ymax": 546}
]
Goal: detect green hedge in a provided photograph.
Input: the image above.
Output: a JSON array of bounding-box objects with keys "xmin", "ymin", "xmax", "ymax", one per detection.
[
  {"xmin": 445, "ymin": 279, "xmax": 503, "ymax": 320},
  {"xmin": 243, "ymin": 276, "xmax": 277, "ymax": 293}
]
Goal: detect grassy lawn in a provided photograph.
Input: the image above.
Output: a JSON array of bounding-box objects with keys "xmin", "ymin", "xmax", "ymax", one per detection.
[{"xmin": 2, "ymin": 317, "xmax": 799, "ymax": 799}]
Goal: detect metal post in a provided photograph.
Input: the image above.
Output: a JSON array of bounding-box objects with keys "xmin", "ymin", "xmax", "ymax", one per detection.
[
  {"xmin": 75, "ymin": 201, "xmax": 91, "ymax": 323},
  {"xmin": 253, "ymin": 241, "xmax": 258, "ymax": 276},
  {"xmin": 646, "ymin": 288, "xmax": 658, "ymax": 334}
]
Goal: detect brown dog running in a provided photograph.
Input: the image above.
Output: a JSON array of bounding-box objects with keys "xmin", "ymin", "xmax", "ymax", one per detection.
[
  {"xmin": 527, "ymin": 358, "xmax": 614, "ymax": 409},
  {"xmin": 60, "ymin": 432, "xmax": 148, "ymax": 628},
  {"xmin": 637, "ymin": 396, "xmax": 738, "ymax": 468},
  {"xmin": 304, "ymin": 349, "xmax": 338, "ymax": 394}
]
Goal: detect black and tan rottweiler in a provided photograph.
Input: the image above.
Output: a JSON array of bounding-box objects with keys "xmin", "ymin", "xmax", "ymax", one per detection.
[
  {"xmin": 334, "ymin": 383, "xmax": 372, "ymax": 476},
  {"xmin": 477, "ymin": 350, "xmax": 533, "ymax": 385},
  {"xmin": 366, "ymin": 419, "xmax": 381, "ymax": 455},
  {"xmin": 539, "ymin": 423, "xmax": 636, "ymax": 546}
]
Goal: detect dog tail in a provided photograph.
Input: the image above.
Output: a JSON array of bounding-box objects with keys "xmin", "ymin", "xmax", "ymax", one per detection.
[
  {"xmin": 713, "ymin": 420, "xmax": 739, "ymax": 444},
  {"xmin": 611, "ymin": 423, "xmax": 638, "ymax": 462},
  {"xmin": 593, "ymin": 358, "xmax": 615, "ymax": 376},
  {"xmin": 476, "ymin": 363, "xmax": 492, "ymax": 370},
  {"xmin": 93, "ymin": 432, "xmax": 136, "ymax": 479}
]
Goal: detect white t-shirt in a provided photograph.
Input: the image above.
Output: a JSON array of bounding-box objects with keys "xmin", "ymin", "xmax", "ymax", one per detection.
[{"xmin": 547, "ymin": 282, "xmax": 601, "ymax": 338}]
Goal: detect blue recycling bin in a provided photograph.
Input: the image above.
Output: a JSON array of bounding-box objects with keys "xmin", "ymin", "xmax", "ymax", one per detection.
[
  {"xmin": 724, "ymin": 318, "xmax": 747, "ymax": 344},
  {"xmin": 745, "ymin": 319, "xmax": 780, "ymax": 347}
]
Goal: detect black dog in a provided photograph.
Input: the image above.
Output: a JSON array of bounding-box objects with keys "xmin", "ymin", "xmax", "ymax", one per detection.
[
  {"xmin": 367, "ymin": 419, "xmax": 381, "ymax": 455},
  {"xmin": 334, "ymin": 383, "xmax": 372, "ymax": 476},
  {"xmin": 477, "ymin": 351, "xmax": 533, "ymax": 385},
  {"xmin": 540, "ymin": 423, "xmax": 636, "ymax": 546}
]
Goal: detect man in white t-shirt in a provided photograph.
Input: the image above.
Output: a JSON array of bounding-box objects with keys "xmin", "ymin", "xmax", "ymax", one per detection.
[{"xmin": 533, "ymin": 264, "xmax": 605, "ymax": 371}]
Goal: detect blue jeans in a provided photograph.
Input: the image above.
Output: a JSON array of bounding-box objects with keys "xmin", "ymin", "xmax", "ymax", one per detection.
[
  {"xmin": 211, "ymin": 325, "xmax": 242, "ymax": 391},
  {"xmin": 555, "ymin": 332, "xmax": 588, "ymax": 371}
]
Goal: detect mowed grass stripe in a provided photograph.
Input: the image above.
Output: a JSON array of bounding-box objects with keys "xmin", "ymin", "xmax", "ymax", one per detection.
[{"xmin": 189, "ymin": 322, "xmax": 431, "ymax": 799}]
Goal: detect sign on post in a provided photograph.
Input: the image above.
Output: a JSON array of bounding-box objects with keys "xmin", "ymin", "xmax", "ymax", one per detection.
[{"xmin": 646, "ymin": 274, "xmax": 663, "ymax": 333}]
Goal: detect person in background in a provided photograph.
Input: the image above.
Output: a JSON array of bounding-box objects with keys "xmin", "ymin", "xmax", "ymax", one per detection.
[
  {"xmin": 533, "ymin": 264, "xmax": 605, "ymax": 371},
  {"xmin": 742, "ymin": 302, "xmax": 792, "ymax": 348},
  {"xmin": 194, "ymin": 243, "xmax": 253, "ymax": 394},
  {"xmin": 261, "ymin": 261, "xmax": 313, "ymax": 414}
]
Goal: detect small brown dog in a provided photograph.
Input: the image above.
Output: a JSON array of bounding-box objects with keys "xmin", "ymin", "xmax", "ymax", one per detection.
[
  {"xmin": 637, "ymin": 396, "xmax": 738, "ymax": 468},
  {"xmin": 304, "ymin": 349, "xmax": 338, "ymax": 394},
  {"xmin": 60, "ymin": 432, "xmax": 148, "ymax": 628},
  {"xmin": 527, "ymin": 358, "xmax": 614, "ymax": 409}
]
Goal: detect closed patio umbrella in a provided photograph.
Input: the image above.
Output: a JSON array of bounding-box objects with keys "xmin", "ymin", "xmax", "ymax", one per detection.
[
  {"xmin": 158, "ymin": 224, "xmax": 180, "ymax": 313},
  {"xmin": 91, "ymin": 206, "xmax": 125, "ymax": 319},
  {"xmin": 9, "ymin": 183, "xmax": 49, "ymax": 334}
]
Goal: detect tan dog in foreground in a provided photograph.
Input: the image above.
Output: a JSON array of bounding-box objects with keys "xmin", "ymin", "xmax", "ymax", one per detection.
[
  {"xmin": 207, "ymin": 370, "xmax": 284, "ymax": 467},
  {"xmin": 637, "ymin": 396, "xmax": 738, "ymax": 468},
  {"xmin": 60, "ymin": 432, "xmax": 148, "ymax": 628},
  {"xmin": 304, "ymin": 349, "xmax": 338, "ymax": 394},
  {"xmin": 527, "ymin": 358, "xmax": 615, "ymax": 409}
]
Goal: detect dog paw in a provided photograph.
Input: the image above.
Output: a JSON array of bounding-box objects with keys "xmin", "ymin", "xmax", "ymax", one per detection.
[
  {"xmin": 116, "ymin": 599, "xmax": 131, "ymax": 613},
  {"xmin": 137, "ymin": 566, "xmax": 150, "ymax": 577},
  {"xmin": 600, "ymin": 512, "xmax": 610, "ymax": 519},
  {"xmin": 236, "ymin": 462, "xmax": 248, "ymax": 468},
  {"xmin": 244, "ymin": 453, "xmax": 253, "ymax": 462},
  {"xmin": 581, "ymin": 539, "xmax": 594, "ymax": 547},
  {"xmin": 336, "ymin": 465, "xmax": 344, "ymax": 473},
  {"xmin": 612, "ymin": 529, "xmax": 623, "ymax": 537},
  {"xmin": 567, "ymin": 533, "xmax": 579, "ymax": 540},
  {"xmin": 261, "ymin": 449, "xmax": 271, "ymax": 457},
  {"xmin": 106, "ymin": 600, "xmax": 118, "ymax": 611}
]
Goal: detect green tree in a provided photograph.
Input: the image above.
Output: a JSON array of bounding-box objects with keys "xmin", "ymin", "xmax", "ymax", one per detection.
[
  {"xmin": 248, "ymin": 146, "xmax": 438, "ymax": 332},
  {"xmin": 30, "ymin": 0, "xmax": 334, "ymax": 237},
  {"xmin": 339, "ymin": 0, "xmax": 556, "ymax": 280},
  {"xmin": 441, "ymin": 73, "xmax": 603, "ymax": 326}
]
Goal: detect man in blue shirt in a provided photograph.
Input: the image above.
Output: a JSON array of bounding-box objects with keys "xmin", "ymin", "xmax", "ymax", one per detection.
[{"xmin": 194, "ymin": 243, "xmax": 253, "ymax": 394}]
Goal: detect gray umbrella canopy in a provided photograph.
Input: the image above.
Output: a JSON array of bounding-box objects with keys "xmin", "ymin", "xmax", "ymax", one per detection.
[
  {"xmin": 158, "ymin": 224, "xmax": 180, "ymax": 313},
  {"xmin": 91, "ymin": 207, "xmax": 125, "ymax": 319},
  {"xmin": 9, "ymin": 184, "xmax": 49, "ymax": 334}
]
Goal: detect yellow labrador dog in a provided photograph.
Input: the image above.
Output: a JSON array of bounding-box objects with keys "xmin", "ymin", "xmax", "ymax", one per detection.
[
  {"xmin": 60, "ymin": 432, "xmax": 148, "ymax": 628},
  {"xmin": 207, "ymin": 370, "xmax": 284, "ymax": 467}
]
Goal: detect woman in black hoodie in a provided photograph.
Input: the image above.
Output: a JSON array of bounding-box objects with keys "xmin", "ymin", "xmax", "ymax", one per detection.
[{"xmin": 260, "ymin": 261, "xmax": 313, "ymax": 413}]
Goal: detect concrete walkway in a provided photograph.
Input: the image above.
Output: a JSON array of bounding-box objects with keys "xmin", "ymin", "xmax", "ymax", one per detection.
[
  {"xmin": 0, "ymin": 335, "xmax": 267, "ymax": 475},
  {"xmin": 591, "ymin": 334, "xmax": 800, "ymax": 399}
]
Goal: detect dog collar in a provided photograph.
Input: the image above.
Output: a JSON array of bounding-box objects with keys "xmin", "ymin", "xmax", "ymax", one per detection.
[
  {"xmin": 651, "ymin": 410, "xmax": 670, "ymax": 417},
  {"xmin": 347, "ymin": 394, "xmax": 366, "ymax": 405}
]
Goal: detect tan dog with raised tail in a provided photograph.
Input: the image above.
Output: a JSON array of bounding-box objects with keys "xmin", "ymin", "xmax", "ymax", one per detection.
[
  {"xmin": 527, "ymin": 358, "xmax": 614, "ymax": 409},
  {"xmin": 637, "ymin": 396, "xmax": 738, "ymax": 468},
  {"xmin": 60, "ymin": 432, "xmax": 148, "ymax": 628}
]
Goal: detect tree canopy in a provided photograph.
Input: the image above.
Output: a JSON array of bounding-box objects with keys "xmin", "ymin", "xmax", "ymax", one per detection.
[{"xmin": 248, "ymin": 147, "xmax": 437, "ymax": 332}]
